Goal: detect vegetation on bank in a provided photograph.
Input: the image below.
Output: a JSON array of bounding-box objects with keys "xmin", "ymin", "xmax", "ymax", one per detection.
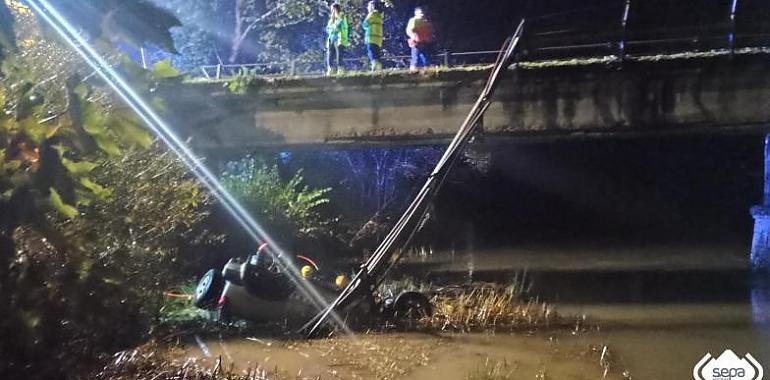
[
  {"xmin": 0, "ymin": 2, "xmax": 202, "ymax": 377},
  {"xmin": 0, "ymin": 3, "xmax": 227, "ymax": 378},
  {"xmin": 94, "ymin": 343, "xmax": 282, "ymax": 380},
  {"xmin": 221, "ymin": 158, "xmax": 332, "ymax": 243},
  {"xmin": 0, "ymin": 4, "xmax": 344, "ymax": 378},
  {"xmin": 424, "ymin": 285, "xmax": 561, "ymax": 333}
]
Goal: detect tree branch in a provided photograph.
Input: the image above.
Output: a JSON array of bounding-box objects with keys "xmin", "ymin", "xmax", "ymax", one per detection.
[{"xmin": 230, "ymin": 2, "xmax": 287, "ymax": 62}]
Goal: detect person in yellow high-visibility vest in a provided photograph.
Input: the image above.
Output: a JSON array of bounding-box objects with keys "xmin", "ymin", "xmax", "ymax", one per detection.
[
  {"xmin": 362, "ymin": 1, "xmax": 384, "ymax": 71},
  {"xmin": 326, "ymin": 3, "xmax": 350, "ymax": 76}
]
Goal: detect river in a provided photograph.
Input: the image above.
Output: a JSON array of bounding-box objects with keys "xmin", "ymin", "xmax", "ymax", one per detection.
[{"xmin": 180, "ymin": 246, "xmax": 770, "ymax": 380}]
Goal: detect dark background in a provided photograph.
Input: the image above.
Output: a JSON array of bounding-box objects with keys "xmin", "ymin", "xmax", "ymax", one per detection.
[
  {"xmin": 389, "ymin": 0, "xmax": 770, "ymax": 55},
  {"xmin": 286, "ymin": 133, "xmax": 765, "ymax": 253},
  {"xmin": 437, "ymin": 134, "xmax": 764, "ymax": 249}
]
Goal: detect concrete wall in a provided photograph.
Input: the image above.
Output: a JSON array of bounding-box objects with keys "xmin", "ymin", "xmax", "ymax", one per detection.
[{"xmin": 165, "ymin": 56, "xmax": 770, "ymax": 151}]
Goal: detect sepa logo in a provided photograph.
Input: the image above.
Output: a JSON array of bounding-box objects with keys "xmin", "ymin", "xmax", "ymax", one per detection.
[{"xmin": 693, "ymin": 350, "xmax": 764, "ymax": 380}]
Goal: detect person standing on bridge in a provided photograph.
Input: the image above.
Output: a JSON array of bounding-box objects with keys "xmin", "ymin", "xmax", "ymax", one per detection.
[
  {"xmin": 406, "ymin": 6, "xmax": 434, "ymax": 72},
  {"xmin": 326, "ymin": 3, "xmax": 350, "ymax": 76},
  {"xmin": 362, "ymin": 1, "xmax": 384, "ymax": 71}
]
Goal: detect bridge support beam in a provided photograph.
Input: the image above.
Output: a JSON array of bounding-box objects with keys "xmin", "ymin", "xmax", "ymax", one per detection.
[{"xmin": 750, "ymin": 135, "xmax": 770, "ymax": 270}]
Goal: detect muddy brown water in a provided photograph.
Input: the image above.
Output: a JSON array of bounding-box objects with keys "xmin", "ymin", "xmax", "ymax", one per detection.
[
  {"xmin": 179, "ymin": 247, "xmax": 770, "ymax": 380},
  {"xmin": 181, "ymin": 333, "xmax": 629, "ymax": 380}
]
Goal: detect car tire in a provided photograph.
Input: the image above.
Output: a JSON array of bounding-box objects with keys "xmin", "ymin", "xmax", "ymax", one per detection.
[
  {"xmin": 393, "ymin": 291, "xmax": 432, "ymax": 322},
  {"xmin": 194, "ymin": 269, "xmax": 224, "ymax": 309}
]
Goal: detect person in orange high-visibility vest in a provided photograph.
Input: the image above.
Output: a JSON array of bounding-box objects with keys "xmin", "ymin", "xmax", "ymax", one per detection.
[{"xmin": 406, "ymin": 6, "xmax": 434, "ymax": 71}]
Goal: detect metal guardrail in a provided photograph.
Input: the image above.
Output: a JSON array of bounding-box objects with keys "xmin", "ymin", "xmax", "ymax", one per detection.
[
  {"xmin": 198, "ymin": 50, "xmax": 504, "ymax": 80},
  {"xmin": 198, "ymin": 35, "xmax": 770, "ymax": 80},
  {"xmin": 198, "ymin": 0, "xmax": 770, "ymax": 80}
]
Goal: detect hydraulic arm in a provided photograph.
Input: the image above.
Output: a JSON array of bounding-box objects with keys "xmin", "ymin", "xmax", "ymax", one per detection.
[{"xmin": 303, "ymin": 19, "xmax": 527, "ymax": 338}]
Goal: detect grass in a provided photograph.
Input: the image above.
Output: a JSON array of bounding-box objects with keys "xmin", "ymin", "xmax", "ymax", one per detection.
[
  {"xmin": 421, "ymin": 283, "xmax": 561, "ymax": 333},
  {"xmin": 153, "ymin": 282, "xmax": 262, "ymax": 341},
  {"xmin": 190, "ymin": 64, "xmax": 497, "ymax": 94},
  {"xmin": 582, "ymin": 343, "xmax": 632, "ymax": 380},
  {"xmin": 187, "ymin": 64, "xmax": 488, "ymax": 84},
  {"xmin": 375, "ymin": 275, "xmax": 593, "ymax": 334},
  {"xmin": 465, "ymin": 358, "xmax": 515, "ymax": 380},
  {"xmin": 92, "ymin": 342, "xmax": 281, "ymax": 380},
  {"xmin": 157, "ymin": 283, "xmax": 208, "ymax": 328},
  {"xmin": 374, "ymin": 275, "xmax": 584, "ymax": 334}
]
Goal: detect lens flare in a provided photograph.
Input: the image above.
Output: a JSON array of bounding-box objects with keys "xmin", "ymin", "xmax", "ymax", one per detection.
[{"xmin": 25, "ymin": 0, "xmax": 350, "ymax": 335}]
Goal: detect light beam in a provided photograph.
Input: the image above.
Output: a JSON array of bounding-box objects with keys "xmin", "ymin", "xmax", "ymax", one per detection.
[{"xmin": 24, "ymin": 0, "xmax": 350, "ymax": 335}]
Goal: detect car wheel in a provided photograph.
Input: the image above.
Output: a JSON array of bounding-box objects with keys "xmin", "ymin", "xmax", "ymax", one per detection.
[
  {"xmin": 393, "ymin": 291, "xmax": 432, "ymax": 322},
  {"xmin": 194, "ymin": 269, "xmax": 224, "ymax": 309}
]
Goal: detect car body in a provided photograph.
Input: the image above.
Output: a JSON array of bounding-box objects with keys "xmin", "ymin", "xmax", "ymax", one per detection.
[{"xmin": 193, "ymin": 251, "xmax": 432, "ymax": 326}]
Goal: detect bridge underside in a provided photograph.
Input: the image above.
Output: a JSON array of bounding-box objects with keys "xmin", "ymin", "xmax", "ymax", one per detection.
[{"xmin": 165, "ymin": 55, "xmax": 770, "ymax": 152}]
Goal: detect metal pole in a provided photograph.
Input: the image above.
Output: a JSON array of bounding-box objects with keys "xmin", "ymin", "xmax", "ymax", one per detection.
[
  {"xmin": 619, "ymin": 0, "xmax": 631, "ymax": 62},
  {"xmin": 216, "ymin": 64, "xmax": 222, "ymax": 80},
  {"xmin": 289, "ymin": 60, "xmax": 296, "ymax": 76},
  {"xmin": 729, "ymin": 0, "xmax": 739, "ymax": 56},
  {"xmin": 303, "ymin": 19, "xmax": 528, "ymax": 338},
  {"xmin": 443, "ymin": 50, "xmax": 451, "ymax": 67}
]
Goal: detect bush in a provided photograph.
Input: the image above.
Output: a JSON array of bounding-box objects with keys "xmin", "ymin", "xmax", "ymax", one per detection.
[
  {"xmin": 220, "ymin": 158, "xmax": 332, "ymax": 244},
  {"xmin": 0, "ymin": 147, "xmax": 220, "ymax": 379},
  {"xmin": 58, "ymin": 147, "xmax": 222, "ymax": 292}
]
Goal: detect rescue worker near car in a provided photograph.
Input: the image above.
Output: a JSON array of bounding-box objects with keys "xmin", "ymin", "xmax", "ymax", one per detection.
[
  {"xmin": 406, "ymin": 6, "xmax": 434, "ymax": 71},
  {"xmin": 362, "ymin": 1, "xmax": 384, "ymax": 71},
  {"xmin": 326, "ymin": 3, "xmax": 350, "ymax": 76}
]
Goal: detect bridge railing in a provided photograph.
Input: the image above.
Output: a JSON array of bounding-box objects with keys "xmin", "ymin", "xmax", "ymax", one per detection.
[
  {"xmin": 198, "ymin": 0, "xmax": 770, "ymax": 80},
  {"xmin": 198, "ymin": 50, "xmax": 505, "ymax": 80}
]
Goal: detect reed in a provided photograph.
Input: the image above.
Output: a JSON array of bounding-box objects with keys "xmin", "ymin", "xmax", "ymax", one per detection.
[
  {"xmin": 465, "ymin": 358, "xmax": 515, "ymax": 380},
  {"xmin": 92, "ymin": 344, "xmax": 285, "ymax": 380},
  {"xmin": 421, "ymin": 285, "xmax": 561, "ymax": 333}
]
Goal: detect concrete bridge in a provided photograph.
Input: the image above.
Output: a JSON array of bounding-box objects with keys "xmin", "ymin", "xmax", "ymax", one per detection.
[
  {"xmin": 165, "ymin": 53, "xmax": 770, "ymax": 153},
  {"xmin": 162, "ymin": 54, "xmax": 770, "ymax": 270}
]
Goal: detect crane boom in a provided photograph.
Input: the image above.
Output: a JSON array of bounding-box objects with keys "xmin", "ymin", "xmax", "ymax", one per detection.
[{"xmin": 303, "ymin": 19, "xmax": 527, "ymax": 338}]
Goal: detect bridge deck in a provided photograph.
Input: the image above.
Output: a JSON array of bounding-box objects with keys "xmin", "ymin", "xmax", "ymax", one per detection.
[{"xmin": 164, "ymin": 51, "xmax": 770, "ymax": 152}]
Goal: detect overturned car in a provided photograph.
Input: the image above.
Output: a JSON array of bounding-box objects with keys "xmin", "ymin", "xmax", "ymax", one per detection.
[{"xmin": 193, "ymin": 246, "xmax": 432, "ymax": 327}]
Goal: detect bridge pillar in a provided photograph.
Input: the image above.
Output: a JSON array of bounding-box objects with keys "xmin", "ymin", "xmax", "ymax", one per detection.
[{"xmin": 750, "ymin": 135, "xmax": 770, "ymax": 270}]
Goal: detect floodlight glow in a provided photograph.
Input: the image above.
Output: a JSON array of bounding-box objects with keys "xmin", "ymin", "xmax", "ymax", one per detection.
[{"xmin": 25, "ymin": 0, "xmax": 350, "ymax": 335}]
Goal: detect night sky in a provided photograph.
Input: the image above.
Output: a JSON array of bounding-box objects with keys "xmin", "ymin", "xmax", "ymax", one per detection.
[{"xmin": 392, "ymin": 0, "xmax": 770, "ymax": 54}]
